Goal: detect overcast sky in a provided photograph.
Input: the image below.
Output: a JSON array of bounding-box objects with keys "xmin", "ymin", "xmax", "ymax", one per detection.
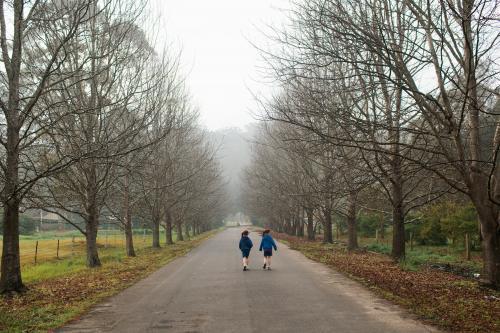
[{"xmin": 151, "ymin": 0, "xmax": 290, "ymax": 130}]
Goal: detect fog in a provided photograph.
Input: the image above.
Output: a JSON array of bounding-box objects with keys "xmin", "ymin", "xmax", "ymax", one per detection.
[{"xmin": 210, "ymin": 125, "xmax": 257, "ymax": 212}]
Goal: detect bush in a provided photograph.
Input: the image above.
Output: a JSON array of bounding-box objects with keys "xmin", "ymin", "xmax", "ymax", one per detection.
[
  {"xmin": 409, "ymin": 201, "xmax": 479, "ymax": 247},
  {"xmin": 419, "ymin": 215, "xmax": 447, "ymax": 245},
  {"xmin": 405, "ymin": 217, "xmax": 425, "ymax": 244},
  {"xmin": 440, "ymin": 203, "xmax": 478, "ymax": 246},
  {"xmin": 357, "ymin": 212, "xmax": 385, "ymax": 237}
]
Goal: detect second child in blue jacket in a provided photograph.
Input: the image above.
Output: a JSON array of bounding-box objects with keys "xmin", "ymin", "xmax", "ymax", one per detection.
[
  {"xmin": 239, "ymin": 230, "xmax": 253, "ymax": 271},
  {"xmin": 259, "ymin": 229, "xmax": 277, "ymax": 270}
]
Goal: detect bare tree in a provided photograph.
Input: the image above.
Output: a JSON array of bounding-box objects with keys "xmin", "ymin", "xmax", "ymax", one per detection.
[
  {"xmin": 0, "ymin": 0, "xmax": 112, "ymax": 294},
  {"xmin": 28, "ymin": 1, "xmax": 171, "ymax": 267},
  {"xmin": 256, "ymin": 0, "xmax": 500, "ymax": 287}
]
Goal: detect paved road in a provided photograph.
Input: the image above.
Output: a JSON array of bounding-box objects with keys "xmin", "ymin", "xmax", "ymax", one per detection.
[{"xmin": 58, "ymin": 228, "xmax": 439, "ymax": 333}]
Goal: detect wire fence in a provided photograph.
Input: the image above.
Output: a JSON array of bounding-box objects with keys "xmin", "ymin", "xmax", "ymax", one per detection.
[{"xmin": 0, "ymin": 229, "xmax": 165, "ymax": 267}]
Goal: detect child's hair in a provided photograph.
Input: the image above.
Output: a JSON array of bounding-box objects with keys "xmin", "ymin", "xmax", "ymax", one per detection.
[
  {"xmin": 263, "ymin": 229, "xmax": 270, "ymax": 234},
  {"xmin": 241, "ymin": 230, "xmax": 249, "ymax": 236}
]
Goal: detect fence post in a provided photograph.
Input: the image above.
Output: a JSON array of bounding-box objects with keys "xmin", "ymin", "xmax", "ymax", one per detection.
[
  {"xmin": 375, "ymin": 229, "xmax": 379, "ymax": 243},
  {"xmin": 35, "ymin": 240, "xmax": 39, "ymax": 265},
  {"xmin": 56, "ymin": 239, "xmax": 60, "ymax": 259},
  {"xmin": 465, "ymin": 233, "xmax": 470, "ymax": 260},
  {"xmin": 410, "ymin": 232, "xmax": 413, "ymax": 251},
  {"xmin": 71, "ymin": 236, "xmax": 75, "ymax": 257},
  {"xmin": 143, "ymin": 228, "xmax": 146, "ymax": 243}
]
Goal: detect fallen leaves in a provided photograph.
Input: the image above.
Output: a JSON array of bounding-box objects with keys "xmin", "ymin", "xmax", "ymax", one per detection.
[{"xmin": 275, "ymin": 232, "xmax": 500, "ymax": 333}]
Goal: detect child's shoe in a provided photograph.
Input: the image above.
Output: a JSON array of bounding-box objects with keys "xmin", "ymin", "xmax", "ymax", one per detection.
[
  {"xmin": 263, "ymin": 263, "xmax": 266, "ymax": 269},
  {"xmin": 243, "ymin": 266, "xmax": 247, "ymax": 271},
  {"xmin": 267, "ymin": 266, "xmax": 271, "ymax": 270}
]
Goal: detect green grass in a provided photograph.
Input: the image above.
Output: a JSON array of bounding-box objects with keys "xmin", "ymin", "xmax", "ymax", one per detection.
[
  {"xmin": 323, "ymin": 232, "xmax": 483, "ymax": 274},
  {"xmin": 22, "ymin": 257, "xmax": 88, "ymax": 283},
  {"xmin": 19, "ymin": 232, "xmax": 186, "ymax": 283},
  {"xmin": 365, "ymin": 243, "xmax": 391, "ymax": 255},
  {"xmin": 361, "ymin": 238, "xmax": 482, "ymax": 273},
  {"xmin": 401, "ymin": 247, "xmax": 482, "ymax": 273},
  {"xmin": 21, "ymin": 245, "xmax": 131, "ymax": 283},
  {"xmin": 1, "ymin": 229, "xmax": 180, "ymax": 268},
  {"xmin": 0, "ymin": 229, "xmax": 220, "ymax": 333}
]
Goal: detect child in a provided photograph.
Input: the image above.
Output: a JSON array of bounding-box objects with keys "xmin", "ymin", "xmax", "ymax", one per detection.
[
  {"xmin": 239, "ymin": 230, "xmax": 253, "ymax": 271},
  {"xmin": 259, "ymin": 229, "xmax": 277, "ymax": 270}
]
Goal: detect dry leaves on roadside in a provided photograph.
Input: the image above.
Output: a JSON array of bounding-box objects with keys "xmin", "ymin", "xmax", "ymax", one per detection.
[{"xmin": 275, "ymin": 233, "xmax": 500, "ymax": 333}]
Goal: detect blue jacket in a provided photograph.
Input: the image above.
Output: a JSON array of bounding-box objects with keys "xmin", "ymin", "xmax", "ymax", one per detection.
[
  {"xmin": 259, "ymin": 234, "xmax": 277, "ymax": 251},
  {"xmin": 239, "ymin": 236, "xmax": 253, "ymax": 251}
]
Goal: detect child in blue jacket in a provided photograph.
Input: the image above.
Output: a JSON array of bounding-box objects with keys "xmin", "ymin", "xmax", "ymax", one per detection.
[
  {"xmin": 239, "ymin": 230, "xmax": 253, "ymax": 271},
  {"xmin": 259, "ymin": 229, "xmax": 277, "ymax": 270}
]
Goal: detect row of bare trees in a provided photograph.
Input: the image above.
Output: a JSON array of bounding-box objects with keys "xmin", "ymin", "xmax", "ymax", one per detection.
[
  {"xmin": 244, "ymin": 0, "xmax": 500, "ymax": 289},
  {"xmin": 0, "ymin": 0, "xmax": 226, "ymax": 294}
]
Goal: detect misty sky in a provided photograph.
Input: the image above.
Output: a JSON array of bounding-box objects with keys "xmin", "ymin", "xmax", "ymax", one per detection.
[{"xmin": 152, "ymin": 0, "xmax": 290, "ymax": 130}]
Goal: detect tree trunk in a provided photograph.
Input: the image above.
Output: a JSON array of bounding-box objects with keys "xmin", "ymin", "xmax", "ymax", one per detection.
[
  {"xmin": 296, "ymin": 208, "xmax": 304, "ymax": 237},
  {"xmin": 481, "ymin": 222, "xmax": 500, "ymax": 288},
  {"xmin": 165, "ymin": 211, "xmax": 173, "ymax": 245},
  {"xmin": 0, "ymin": 199, "xmax": 25, "ymax": 293},
  {"xmin": 323, "ymin": 208, "xmax": 333, "ymax": 243},
  {"xmin": 306, "ymin": 208, "xmax": 315, "ymax": 241},
  {"xmin": 185, "ymin": 223, "xmax": 191, "ymax": 239},
  {"xmin": 125, "ymin": 224, "xmax": 135, "ymax": 257},
  {"xmin": 123, "ymin": 174, "xmax": 135, "ymax": 257},
  {"xmin": 292, "ymin": 216, "xmax": 297, "ymax": 236},
  {"xmin": 390, "ymin": 141, "xmax": 405, "ymax": 259},
  {"xmin": 85, "ymin": 213, "xmax": 101, "ymax": 267},
  {"xmin": 176, "ymin": 222, "xmax": 184, "ymax": 241},
  {"xmin": 462, "ymin": 9, "xmax": 500, "ymax": 289},
  {"xmin": 285, "ymin": 218, "xmax": 292, "ymax": 235},
  {"xmin": 152, "ymin": 216, "xmax": 160, "ymax": 248},
  {"xmin": 0, "ymin": 0, "xmax": 26, "ymax": 294},
  {"xmin": 347, "ymin": 191, "xmax": 358, "ymax": 251},
  {"xmin": 297, "ymin": 215, "xmax": 304, "ymax": 237},
  {"xmin": 473, "ymin": 200, "xmax": 500, "ymax": 288},
  {"xmin": 379, "ymin": 214, "xmax": 385, "ymax": 240},
  {"xmin": 391, "ymin": 183, "xmax": 405, "ymax": 259}
]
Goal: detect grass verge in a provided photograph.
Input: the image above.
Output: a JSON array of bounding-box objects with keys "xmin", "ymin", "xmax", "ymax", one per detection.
[
  {"xmin": 0, "ymin": 230, "xmax": 218, "ymax": 333},
  {"xmin": 275, "ymin": 232, "xmax": 500, "ymax": 333}
]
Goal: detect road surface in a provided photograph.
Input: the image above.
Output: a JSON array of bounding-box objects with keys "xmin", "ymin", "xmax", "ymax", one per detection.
[{"xmin": 58, "ymin": 228, "xmax": 439, "ymax": 333}]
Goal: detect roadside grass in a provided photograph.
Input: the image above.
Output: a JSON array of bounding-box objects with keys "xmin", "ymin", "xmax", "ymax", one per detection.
[
  {"xmin": 338, "ymin": 234, "xmax": 482, "ymax": 274},
  {"xmin": 275, "ymin": 232, "xmax": 500, "ymax": 333},
  {"xmin": 399, "ymin": 248, "xmax": 482, "ymax": 275},
  {"xmin": 0, "ymin": 230, "xmax": 218, "ymax": 333},
  {"xmin": 0, "ymin": 230, "xmax": 177, "ymax": 267}
]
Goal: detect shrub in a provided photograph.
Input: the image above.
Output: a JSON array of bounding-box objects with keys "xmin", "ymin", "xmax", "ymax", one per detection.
[
  {"xmin": 440, "ymin": 203, "xmax": 479, "ymax": 248},
  {"xmin": 410, "ymin": 201, "xmax": 479, "ymax": 247},
  {"xmin": 357, "ymin": 212, "xmax": 385, "ymax": 238}
]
